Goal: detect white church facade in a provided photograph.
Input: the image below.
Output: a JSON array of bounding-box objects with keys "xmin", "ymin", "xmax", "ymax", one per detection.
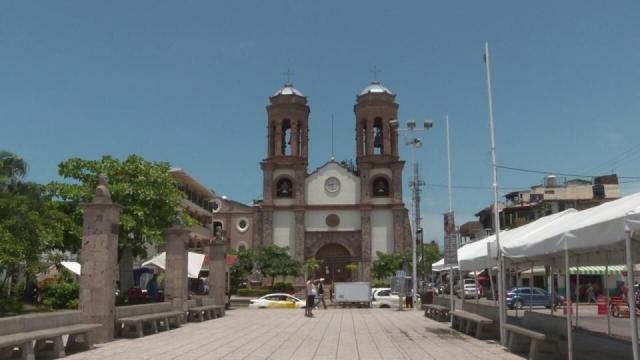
[{"xmin": 252, "ymin": 78, "xmax": 413, "ymax": 282}]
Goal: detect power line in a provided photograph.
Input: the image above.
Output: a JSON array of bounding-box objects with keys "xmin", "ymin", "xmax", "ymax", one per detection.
[{"xmin": 496, "ymin": 165, "xmax": 640, "ymax": 180}]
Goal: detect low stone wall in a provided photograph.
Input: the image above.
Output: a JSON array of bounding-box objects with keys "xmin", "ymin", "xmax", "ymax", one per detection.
[
  {"xmin": 460, "ymin": 301, "xmax": 500, "ymax": 322},
  {"xmin": 115, "ymin": 302, "xmax": 172, "ymax": 318},
  {"xmin": 0, "ymin": 310, "xmax": 83, "ymax": 335},
  {"xmin": 523, "ymin": 311, "xmax": 568, "ymax": 337},
  {"xmin": 433, "ymin": 296, "xmax": 450, "ymax": 308}
]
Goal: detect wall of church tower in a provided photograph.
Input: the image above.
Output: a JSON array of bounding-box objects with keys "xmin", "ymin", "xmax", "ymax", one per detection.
[
  {"xmin": 371, "ymin": 209, "xmax": 393, "ymax": 258},
  {"xmin": 273, "ymin": 210, "xmax": 295, "ymax": 252}
]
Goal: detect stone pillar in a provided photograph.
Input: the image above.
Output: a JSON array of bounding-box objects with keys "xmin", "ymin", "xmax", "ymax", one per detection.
[
  {"xmin": 393, "ymin": 208, "xmax": 405, "ymax": 254},
  {"xmin": 164, "ymin": 226, "xmax": 189, "ymax": 315},
  {"xmin": 294, "ymin": 210, "xmax": 305, "ymax": 262},
  {"xmin": 262, "ymin": 209, "xmax": 274, "ymax": 245},
  {"xmin": 366, "ymin": 119, "xmax": 374, "ymax": 155},
  {"xmin": 391, "ymin": 163, "xmax": 404, "ymax": 204},
  {"xmin": 79, "ymin": 175, "xmax": 121, "ymax": 344},
  {"xmin": 275, "ymin": 122, "xmax": 283, "ymax": 156},
  {"xmin": 291, "ymin": 121, "xmax": 299, "ymax": 157},
  {"xmin": 361, "ymin": 209, "xmax": 372, "ymax": 282},
  {"xmin": 391, "ymin": 128, "xmax": 399, "ymax": 157},
  {"xmin": 209, "ymin": 238, "xmax": 226, "ymax": 311},
  {"xmin": 383, "ymin": 122, "xmax": 391, "ymax": 155},
  {"xmin": 356, "ymin": 120, "xmax": 363, "ymax": 157}
]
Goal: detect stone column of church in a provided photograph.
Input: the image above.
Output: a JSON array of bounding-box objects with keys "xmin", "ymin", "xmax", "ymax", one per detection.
[
  {"xmin": 268, "ymin": 121, "xmax": 274, "ymax": 156},
  {"xmin": 393, "ymin": 208, "xmax": 405, "ymax": 254},
  {"xmin": 274, "ymin": 122, "xmax": 283, "ymax": 156},
  {"xmin": 391, "ymin": 163, "xmax": 403, "ymax": 204},
  {"xmin": 383, "ymin": 121, "xmax": 391, "ymax": 155},
  {"xmin": 391, "ymin": 128, "xmax": 399, "ymax": 157},
  {"xmin": 360, "ymin": 209, "xmax": 372, "ymax": 282},
  {"xmin": 164, "ymin": 224, "xmax": 189, "ymax": 317},
  {"xmin": 294, "ymin": 211, "xmax": 305, "ymax": 262},
  {"xmin": 355, "ymin": 119, "xmax": 363, "ymax": 157},
  {"xmin": 302, "ymin": 123, "xmax": 309, "ymax": 158},
  {"xmin": 262, "ymin": 210, "xmax": 274, "ymax": 245},
  {"xmin": 79, "ymin": 176, "xmax": 121, "ymax": 344},
  {"xmin": 366, "ymin": 119, "xmax": 374, "ymax": 155},
  {"xmin": 291, "ymin": 121, "xmax": 299, "ymax": 158}
]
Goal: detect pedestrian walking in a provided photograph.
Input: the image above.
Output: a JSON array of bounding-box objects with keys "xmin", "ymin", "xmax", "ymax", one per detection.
[
  {"xmin": 586, "ymin": 283, "xmax": 596, "ymax": 303},
  {"xmin": 317, "ymin": 278, "xmax": 327, "ymax": 309}
]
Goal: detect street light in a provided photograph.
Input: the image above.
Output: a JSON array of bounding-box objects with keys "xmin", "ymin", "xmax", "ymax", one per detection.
[{"xmin": 390, "ymin": 118, "xmax": 433, "ymax": 311}]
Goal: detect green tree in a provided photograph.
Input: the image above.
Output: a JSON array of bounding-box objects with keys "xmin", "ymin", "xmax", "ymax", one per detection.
[
  {"xmin": 255, "ymin": 244, "xmax": 301, "ymax": 287},
  {"xmin": 228, "ymin": 247, "xmax": 255, "ymax": 292},
  {"xmin": 0, "ymin": 182, "xmax": 78, "ymax": 293},
  {"xmin": 303, "ymin": 257, "xmax": 323, "ymax": 281},
  {"xmin": 0, "ymin": 150, "xmax": 28, "ymax": 192},
  {"xmin": 48, "ymin": 154, "xmax": 194, "ymax": 257},
  {"xmin": 371, "ymin": 251, "xmax": 408, "ymax": 280}
]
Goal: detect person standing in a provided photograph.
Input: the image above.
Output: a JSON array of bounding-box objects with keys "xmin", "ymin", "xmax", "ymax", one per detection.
[
  {"xmin": 305, "ymin": 279, "xmax": 317, "ymax": 317},
  {"xmin": 317, "ymin": 278, "xmax": 327, "ymax": 309},
  {"xmin": 147, "ymin": 274, "xmax": 158, "ymax": 301}
]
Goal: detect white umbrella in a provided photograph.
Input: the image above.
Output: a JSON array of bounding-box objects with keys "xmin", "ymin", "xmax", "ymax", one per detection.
[{"xmin": 141, "ymin": 252, "xmax": 206, "ymax": 279}]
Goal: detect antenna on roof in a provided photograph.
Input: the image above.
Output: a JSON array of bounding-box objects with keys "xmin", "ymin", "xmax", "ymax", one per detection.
[{"xmin": 331, "ymin": 114, "xmax": 335, "ymax": 160}]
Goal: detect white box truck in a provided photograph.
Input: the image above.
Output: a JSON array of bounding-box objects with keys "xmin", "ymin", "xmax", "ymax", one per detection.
[{"xmin": 334, "ymin": 282, "xmax": 371, "ymax": 307}]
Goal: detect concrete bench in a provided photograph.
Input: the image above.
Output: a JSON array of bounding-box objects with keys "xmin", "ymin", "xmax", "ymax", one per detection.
[
  {"xmin": 115, "ymin": 302, "xmax": 183, "ymax": 338},
  {"xmin": 504, "ymin": 324, "xmax": 561, "ymax": 360},
  {"xmin": 188, "ymin": 297, "xmax": 224, "ymax": 322},
  {"xmin": 450, "ymin": 310, "xmax": 494, "ymax": 339},
  {"xmin": 0, "ymin": 310, "xmax": 100, "ymax": 360},
  {"xmin": 423, "ymin": 304, "xmax": 450, "ymax": 322}
]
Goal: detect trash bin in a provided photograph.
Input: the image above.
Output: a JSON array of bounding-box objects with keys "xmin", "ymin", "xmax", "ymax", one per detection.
[{"xmin": 421, "ymin": 290, "xmax": 434, "ymax": 305}]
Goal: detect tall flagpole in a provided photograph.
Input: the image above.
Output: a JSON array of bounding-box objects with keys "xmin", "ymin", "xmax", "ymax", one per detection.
[
  {"xmin": 484, "ymin": 41, "xmax": 506, "ymax": 346},
  {"xmin": 446, "ymin": 115, "xmax": 455, "ymax": 318}
]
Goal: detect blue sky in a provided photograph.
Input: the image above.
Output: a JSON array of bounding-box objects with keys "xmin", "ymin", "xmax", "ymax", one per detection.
[{"xmin": 2, "ymin": 1, "xmax": 639, "ymax": 246}]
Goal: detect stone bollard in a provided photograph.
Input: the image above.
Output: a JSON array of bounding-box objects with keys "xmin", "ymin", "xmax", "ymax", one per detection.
[
  {"xmin": 79, "ymin": 174, "xmax": 122, "ymax": 344},
  {"xmin": 208, "ymin": 238, "xmax": 226, "ymax": 314},
  {"xmin": 164, "ymin": 225, "xmax": 190, "ymax": 319}
]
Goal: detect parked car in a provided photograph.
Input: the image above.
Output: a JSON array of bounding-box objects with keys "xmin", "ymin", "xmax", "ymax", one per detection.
[
  {"xmin": 371, "ymin": 288, "xmax": 400, "ymax": 308},
  {"xmin": 506, "ymin": 287, "xmax": 564, "ymax": 309},
  {"xmin": 248, "ymin": 293, "xmax": 305, "ymax": 309},
  {"xmin": 457, "ymin": 284, "xmax": 479, "ymax": 299},
  {"xmin": 454, "ymin": 278, "xmax": 476, "ymax": 297}
]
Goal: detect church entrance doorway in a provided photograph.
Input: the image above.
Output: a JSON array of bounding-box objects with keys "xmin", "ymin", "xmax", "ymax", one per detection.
[{"xmin": 315, "ymin": 243, "xmax": 353, "ymax": 283}]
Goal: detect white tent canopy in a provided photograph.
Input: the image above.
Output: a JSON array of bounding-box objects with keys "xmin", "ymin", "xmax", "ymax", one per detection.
[
  {"xmin": 502, "ymin": 192, "xmax": 640, "ymax": 265},
  {"xmin": 61, "ymin": 261, "xmax": 81, "ymax": 276},
  {"xmin": 457, "ymin": 233, "xmax": 500, "ymax": 271},
  {"xmin": 431, "ymin": 258, "xmax": 458, "ymax": 272},
  {"xmin": 141, "ymin": 252, "xmax": 206, "ymax": 279}
]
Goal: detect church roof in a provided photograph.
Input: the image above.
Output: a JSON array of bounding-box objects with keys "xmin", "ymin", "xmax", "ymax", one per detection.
[
  {"xmin": 272, "ymin": 83, "xmax": 305, "ymax": 97},
  {"xmin": 359, "ymin": 80, "xmax": 393, "ymax": 96}
]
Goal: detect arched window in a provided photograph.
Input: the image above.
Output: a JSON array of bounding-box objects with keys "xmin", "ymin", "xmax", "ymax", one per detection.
[
  {"xmin": 372, "ymin": 177, "xmax": 390, "ymax": 197},
  {"xmin": 282, "ymin": 119, "xmax": 292, "ymax": 156},
  {"xmin": 276, "ymin": 178, "xmax": 294, "ymax": 198},
  {"xmin": 373, "ymin": 118, "xmax": 383, "ymax": 155}
]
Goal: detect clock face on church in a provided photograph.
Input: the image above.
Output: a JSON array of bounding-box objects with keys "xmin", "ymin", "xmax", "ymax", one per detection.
[{"xmin": 324, "ymin": 177, "xmax": 340, "ymax": 193}]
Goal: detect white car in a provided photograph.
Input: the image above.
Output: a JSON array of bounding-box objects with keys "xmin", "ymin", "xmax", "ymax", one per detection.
[
  {"xmin": 248, "ymin": 293, "xmax": 306, "ymax": 309},
  {"xmin": 371, "ymin": 288, "xmax": 400, "ymax": 308}
]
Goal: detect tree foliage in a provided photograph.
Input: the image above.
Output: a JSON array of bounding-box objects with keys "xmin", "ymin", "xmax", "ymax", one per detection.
[
  {"xmin": 255, "ymin": 244, "xmax": 301, "ymax": 286},
  {"xmin": 48, "ymin": 154, "xmax": 194, "ymax": 257},
  {"xmin": 371, "ymin": 251, "xmax": 408, "ymax": 280},
  {"xmin": 228, "ymin": 247, "xmax": 255, "ymax": 291},
  {"xmin": 0, "ymin": 150, "xmax": 28, "ymax": 192},
  {"xmin": 0, "ymin": 182, "xmax": 78, "ymax": 289}
]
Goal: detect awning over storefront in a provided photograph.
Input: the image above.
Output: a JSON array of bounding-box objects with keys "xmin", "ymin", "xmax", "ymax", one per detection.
[{"xmin": 520, "ymin": 265, "xmax": 624, "ymax": 276}]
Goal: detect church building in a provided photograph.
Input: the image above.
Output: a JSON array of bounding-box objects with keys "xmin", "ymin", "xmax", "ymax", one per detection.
[{"xmin": 252, "ymin": 78, "xmax": 413, "ymax": 282}]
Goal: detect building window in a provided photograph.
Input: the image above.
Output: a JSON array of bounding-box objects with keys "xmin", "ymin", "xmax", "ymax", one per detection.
[
  {"xmin": 276, "ymin": 178, "xmax": 293, "ymax": 198},
  {"xmin": 236, "ymin": 218, "xmax": 249, "ymax": 233},
  {"xmin": 372, "ymin": 177, "xmax": 390, "ymax": 197},
  {"xmin": 211, "ymin": 199, "xmax": 222, "ymax": 213},
  {"xmin": 593, "ymin": 184, "xmax": 605, "ymax": 199}
]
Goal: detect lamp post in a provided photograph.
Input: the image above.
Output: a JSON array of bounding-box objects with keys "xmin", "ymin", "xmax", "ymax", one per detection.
[{"xmin": 390, "ymin": 119, "xmax": 433, "ymax": 311}]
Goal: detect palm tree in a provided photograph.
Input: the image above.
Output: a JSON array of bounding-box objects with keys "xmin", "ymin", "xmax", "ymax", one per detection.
[{"xmin": 0, "ymin": 150, "xmax": 28, "ymax": 192}]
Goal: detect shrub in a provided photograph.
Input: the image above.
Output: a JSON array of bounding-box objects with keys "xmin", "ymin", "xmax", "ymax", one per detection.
[
  {"xmin": 237, "ymin": 288, "xmax": 271, "ymax": 297},
  {"xmin": 271, "ymin": 282, "xmax": 295, "ymax": 293},
  {"xmin": 0, "ymin": 297, "xmax": 24, "ymax": 316},
  {"xmin": 41, "ymin": 281, "xmax": 79, "ymax": 309},
  {"xmin": 372, "ymin": 279, "xmax": 391, "ymax": 288}
]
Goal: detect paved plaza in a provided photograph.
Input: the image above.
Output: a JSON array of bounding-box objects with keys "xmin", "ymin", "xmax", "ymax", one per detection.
[{"xmin": 66, "ymin": 308, "xmax": 520, "ymax": 360}]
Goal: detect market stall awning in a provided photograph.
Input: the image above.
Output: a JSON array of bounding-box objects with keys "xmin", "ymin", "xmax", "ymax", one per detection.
[
  {"xmin": 520, "ymin": 265, "xmax": 625, "ymax": 276},
  {"xmin": 141, "ymin": 252, "xmax": 205, "ymax": 279}
]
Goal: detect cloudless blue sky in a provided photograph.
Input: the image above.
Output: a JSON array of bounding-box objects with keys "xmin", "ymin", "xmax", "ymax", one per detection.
[{"xmin": 2, "ymin": 1, "xmax": 639, "ymax": 246}]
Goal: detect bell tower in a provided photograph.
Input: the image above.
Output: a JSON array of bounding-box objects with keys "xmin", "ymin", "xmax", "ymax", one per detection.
[
  {"xmin": 354, "ymin": 77, "xmax": 407, "ymax": 279},
  {"xmin": 259, "ymin": 80, "xmax": 309, "ymax": 259}
]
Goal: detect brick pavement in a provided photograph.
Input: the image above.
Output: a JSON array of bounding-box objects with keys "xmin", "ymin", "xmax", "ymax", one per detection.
[{"xmin": 66, "ymin": 308, "xmax": 522, "ymax": 360}]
